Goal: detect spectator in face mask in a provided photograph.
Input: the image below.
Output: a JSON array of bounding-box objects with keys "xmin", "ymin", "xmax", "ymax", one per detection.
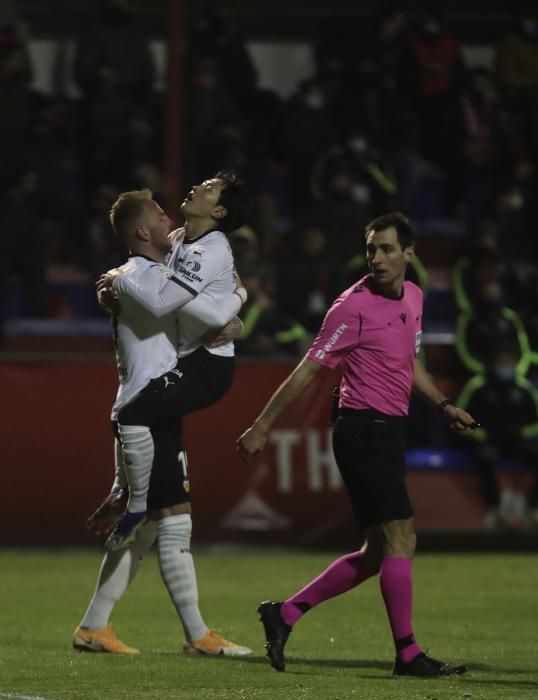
[
  {"xmin": 455, "ymin": 278, "xmax": 532, "ymax": 376},
  {"xmin": 311, "ymin": 128, "xmax": 397, "ymax": 212},
  {"xmin": 307, "ymin": 129, "xmax": 398, "ymax": 259},
  {"xmin": 306, "ymin": 163, "xmax": 372, "ymax": 260},
  {"xmin": 456, "ymin": 345, "xmax": 538, "ymax": 529}
]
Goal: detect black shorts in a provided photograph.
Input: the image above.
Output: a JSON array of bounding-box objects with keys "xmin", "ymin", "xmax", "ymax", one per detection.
[
  {"xmin": 332, "ymin": 408, "xmax": 413, "ymax": 530},
  {"xmin": 118, "ymin": 347, "xmax": 235, "ymax": 429},
  {"xmin": 112, "ymin": 421, "xmax": 190, "ymax": 509}
]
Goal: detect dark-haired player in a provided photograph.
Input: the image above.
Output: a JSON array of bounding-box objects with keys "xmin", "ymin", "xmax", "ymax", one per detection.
[
  {"xmin": 102, "ymin": 171, "xmax": 250, "ymax": 550},
  {"xmin": 73, "ymin": 174, "xmax": 252, "ymax": 657}
]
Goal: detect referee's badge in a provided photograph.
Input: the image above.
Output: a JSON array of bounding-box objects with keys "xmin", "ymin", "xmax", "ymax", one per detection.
[
  {"xmin": 415, "ymin": 331, "xmax": 422, "ymax": 355},
  {"xmin": 183, "ymin": 478, "xmax": 191, "ymax": 494}
]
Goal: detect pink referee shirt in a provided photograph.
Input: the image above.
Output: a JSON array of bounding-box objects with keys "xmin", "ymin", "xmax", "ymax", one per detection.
[{"xmin": 307, "ymin": 276, "xmax": 423, "ymax": 416}]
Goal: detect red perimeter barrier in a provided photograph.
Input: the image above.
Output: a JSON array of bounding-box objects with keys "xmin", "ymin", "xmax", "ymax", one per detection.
[{"xmin": 0, "ymin": 362, "xmax": 485, "ymax": 546}]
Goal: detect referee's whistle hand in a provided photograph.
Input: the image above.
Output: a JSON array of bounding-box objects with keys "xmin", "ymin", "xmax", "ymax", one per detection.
[{"xmin": 445, "ymin": 405, "xmax": 479, "ymax": 432}]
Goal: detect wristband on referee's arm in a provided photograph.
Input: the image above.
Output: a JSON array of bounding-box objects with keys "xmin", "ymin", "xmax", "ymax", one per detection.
[
  {"xmin": 233, "ymin": 286, "xmax": 248, "ymax": 305},
  {"xmin": 437, "ymin": 398, "xmax": 454, "ymax": 413}
]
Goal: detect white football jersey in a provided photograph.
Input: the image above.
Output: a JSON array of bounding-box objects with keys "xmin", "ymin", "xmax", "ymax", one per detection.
[
  {"xmin": 167, "ymin": 228, "xmax": 238, "ymax": 358},
  {"xmin": 111, "ymin": 256, "xmax": 179, "ymax": 419},
  {"xmin": 111, "ymin": 252, "xmax": 242, "ymax": 418}
]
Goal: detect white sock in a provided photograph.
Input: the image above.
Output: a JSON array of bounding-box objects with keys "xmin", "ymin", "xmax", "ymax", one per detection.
[
  {"xmin": 157, "ymin": 514, "xmax": 208, "ymax": 642},
  {"xmin": 79, "ymin": 521, "xmax": 158, "ymax": 629},
  {"xmin": 111, "ymin": 436, "xmax": 128, "ymax": 492},
  {"xmin": 118, "ymin": 424, "xmax": 154, "ymax": 513}
]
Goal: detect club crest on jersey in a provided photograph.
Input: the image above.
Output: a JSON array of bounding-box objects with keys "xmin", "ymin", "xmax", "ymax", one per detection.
[
  {"xmin": 185, "ymin": 260, "xmax": 201, "ymax": 273},
  {"xmin": 415, "ymin": 331, "xmax": 422, "ymax": 355}
]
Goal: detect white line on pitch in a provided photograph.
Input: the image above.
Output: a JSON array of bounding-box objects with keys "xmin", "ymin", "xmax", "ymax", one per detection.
[{"xmin": 0, "ymin": 692, "xmax": 48, "ymax": 700}]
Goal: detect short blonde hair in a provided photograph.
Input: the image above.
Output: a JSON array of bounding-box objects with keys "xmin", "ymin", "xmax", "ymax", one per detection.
[{"xmin": 109, "ymin": 188, "xmax": 153, "ymax": 243}]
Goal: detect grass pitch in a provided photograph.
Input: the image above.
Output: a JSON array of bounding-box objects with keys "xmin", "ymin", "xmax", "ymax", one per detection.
[{"xmin": 0, "ymin": 549, "xmax": 536, "ymax": 700}]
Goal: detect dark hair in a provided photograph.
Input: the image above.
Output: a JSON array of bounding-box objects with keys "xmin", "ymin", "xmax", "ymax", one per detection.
[
  {"xmin": 214, "ymin": 170, "xmax": 249, "ymax": 233},
  {"xmin": 365, "ymin": 211, "xmax": 414, "ymax": 250}
]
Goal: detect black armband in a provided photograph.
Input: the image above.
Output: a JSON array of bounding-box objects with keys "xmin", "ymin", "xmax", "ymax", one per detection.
[{"xmin": 437, "ymin": 398, "xmax": 453, "ymax": 413}]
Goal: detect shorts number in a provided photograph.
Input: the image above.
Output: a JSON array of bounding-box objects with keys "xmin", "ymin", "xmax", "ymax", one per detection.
[{"xmin": 178, "ymin": 450, "xmax": 190, "ymax": 493}]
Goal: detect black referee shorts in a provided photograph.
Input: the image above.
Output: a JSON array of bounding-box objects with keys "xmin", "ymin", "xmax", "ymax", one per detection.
[
  {"xmin": 118, "ymin": 347, "xmax": 235, "ymax": 429},
  {"xmin": 332, "ymin": 408, "xmax": 413, "ymax": 530}
]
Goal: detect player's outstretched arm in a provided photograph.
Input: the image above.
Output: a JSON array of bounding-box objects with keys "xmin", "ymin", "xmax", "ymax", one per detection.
[
  {"xmin": 412, "ymin": 359, "xmax": 479, "ymax": 431},
  {"xmin": 181, "ymin": 286, "xmax": 247, "ymax": 328},
  {"xmin": 236, "ymin": 357, "xmax": 321, "ymax": 462}
]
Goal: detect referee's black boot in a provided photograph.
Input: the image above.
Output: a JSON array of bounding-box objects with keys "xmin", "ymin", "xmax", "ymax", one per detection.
[
  {"xmin": 257, "ymin": 601, "xmax": 291, "ymax": 672},
  {"xmin": 393, "ymin": 652, "xmax": 467, "ymax": 677}
]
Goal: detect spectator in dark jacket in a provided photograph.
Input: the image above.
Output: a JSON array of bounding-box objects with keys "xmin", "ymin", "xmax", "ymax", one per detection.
[{"xmin": 457, "ymin": 345, "xmax": 538, "ymax": 529}]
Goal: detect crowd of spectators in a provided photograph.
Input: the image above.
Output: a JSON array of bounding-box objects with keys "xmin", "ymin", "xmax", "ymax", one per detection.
[
  {"xmin": 0, "ymin": 0, "xmax": 538, "ymax": 332},
  {"xmin": 1, "ymin": 5, "xmax": 538, "ymax": 338},
  {"xmin": 0, "ymin": 0, "xmax": 162, "ymax": 326},
  {"xmin": 1, "ymin": 4, "xmax": 538, "ymax": 345}
]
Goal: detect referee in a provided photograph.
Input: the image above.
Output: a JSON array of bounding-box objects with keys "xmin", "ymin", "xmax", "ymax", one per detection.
[{"xmin": 237, "ymin": 212, "xmax": 478, "ymax": 677}]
